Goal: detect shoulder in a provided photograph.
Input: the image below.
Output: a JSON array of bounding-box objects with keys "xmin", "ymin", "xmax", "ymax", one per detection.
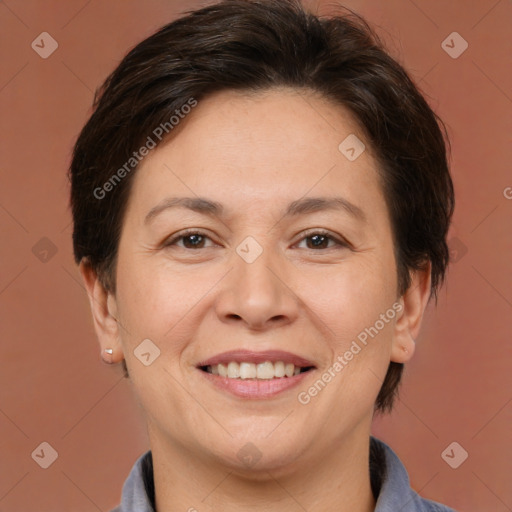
[{"xmin": 371, "ymin": 437, "xmax": 457, "ymax": 511}]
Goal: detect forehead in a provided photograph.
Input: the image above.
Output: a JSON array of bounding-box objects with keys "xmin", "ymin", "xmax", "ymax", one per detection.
[{"xmin": 125, "ymin": 87, "xmax": 387, "ymax": 225}]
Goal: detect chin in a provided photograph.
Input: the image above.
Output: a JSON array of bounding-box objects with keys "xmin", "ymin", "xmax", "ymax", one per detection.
[{"xmin": 203, "ymin": 428, "xmax": 309, "ymax": 476}]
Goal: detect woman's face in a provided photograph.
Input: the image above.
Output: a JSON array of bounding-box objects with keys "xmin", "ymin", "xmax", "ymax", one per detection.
[{"xmin": 103, "ymin": 88, "xmax": 419, "ymax": 473}]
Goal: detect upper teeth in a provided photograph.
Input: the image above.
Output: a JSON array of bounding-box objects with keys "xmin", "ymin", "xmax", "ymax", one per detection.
[{"xmin": 207, "ymin": 361, "xmax": 302, "ymax": 379}]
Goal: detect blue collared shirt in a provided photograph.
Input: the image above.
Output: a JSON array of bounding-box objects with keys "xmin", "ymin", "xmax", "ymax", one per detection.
[{"xmin": 110, "ymin": 437, "xmax": 456, "ymax": 511}]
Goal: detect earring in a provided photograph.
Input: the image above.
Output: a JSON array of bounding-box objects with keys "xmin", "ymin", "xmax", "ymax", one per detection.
[{"xmin": 101, "ymin": 348, "xmax": 114, "ymax": 364}]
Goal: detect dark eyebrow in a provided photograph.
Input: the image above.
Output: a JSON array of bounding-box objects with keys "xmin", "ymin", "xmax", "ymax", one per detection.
[
  {"xmin": 144, "ymin": 196, "xmax": 366, "ymax": 225},
  {"xmin": 284, "ymin": 197, "xmax": 366, "ymax": 222},
  {"xmin": 144, "ymin": 197, "xmax": 224, "ymax": 224}
]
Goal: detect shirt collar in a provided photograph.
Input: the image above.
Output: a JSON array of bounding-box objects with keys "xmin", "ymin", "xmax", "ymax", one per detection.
[{"xmin": 113, "ymin": 436, "xmax": 454, "ymax": 511}]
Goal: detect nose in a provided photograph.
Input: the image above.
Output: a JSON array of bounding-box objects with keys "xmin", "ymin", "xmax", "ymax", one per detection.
[{"xmin": 214, "ymin": 246, "xmax": 300, "ymax": 331}]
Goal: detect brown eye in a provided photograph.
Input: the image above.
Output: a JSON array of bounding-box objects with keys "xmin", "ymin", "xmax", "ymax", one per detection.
[
  {"xmin": 296, "ymin": 230, "xmax": 348, "ymax": 250},
  {"xmin": 181, "ymin": 234, "xmax": 206, "ymax": 248},
  {"xmin": 305, "ymin": 234, "xmax": 330, "ymax": 249},
  {"xmin": 164, "ymin": 230, "xmax": 215, "ymax": 249}
]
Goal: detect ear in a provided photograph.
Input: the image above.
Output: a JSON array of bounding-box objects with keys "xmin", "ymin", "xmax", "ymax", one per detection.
[
  {"xmin": 78, "ymin": 259, "xmax": 124, "ymax": 364},
  {"xmin": 391, "ymin": 263, "xmax": 432, "ymax": 363}
]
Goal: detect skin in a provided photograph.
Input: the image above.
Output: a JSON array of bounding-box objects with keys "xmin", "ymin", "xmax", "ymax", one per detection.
[{"xmin": 80, "ymin": 87, "xmax": 431, "ymax": 512}]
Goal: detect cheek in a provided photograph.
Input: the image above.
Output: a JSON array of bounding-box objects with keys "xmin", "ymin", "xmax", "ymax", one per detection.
[
  {"xmin": 115, "ymin": 254, "xmax": 224, "ymax": 351},
  {"xmin": 303, "ymin": 254, "xmax": 397, "ymax": 346},
  {"xmin": 301, "ymin": 258, "xmax": 398, "ymax": 408}
]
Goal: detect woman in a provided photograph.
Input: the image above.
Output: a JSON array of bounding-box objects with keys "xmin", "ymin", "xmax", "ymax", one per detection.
[{"xmin": 69, "ymin": 1, "xmax": 456, "ymax": 510}]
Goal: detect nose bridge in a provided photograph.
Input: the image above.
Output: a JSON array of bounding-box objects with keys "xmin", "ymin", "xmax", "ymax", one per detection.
[
  {"xmin": 215, "ymin": 237, "xmax": 298, "ymax": 329},
  {"xmin": 237, "ymin": 242, "xmax": 279, "ymax": 299}
]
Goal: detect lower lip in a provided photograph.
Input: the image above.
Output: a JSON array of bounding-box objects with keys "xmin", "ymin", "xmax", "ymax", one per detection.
[{"xmin": 199, "ymin": 369, "xmax": 313, "ymax": 399}]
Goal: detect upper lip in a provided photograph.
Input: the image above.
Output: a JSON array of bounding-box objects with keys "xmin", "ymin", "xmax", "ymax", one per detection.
[{"xmin": 197, "ymin": 349, "xmax": 316, "ymax": 368}]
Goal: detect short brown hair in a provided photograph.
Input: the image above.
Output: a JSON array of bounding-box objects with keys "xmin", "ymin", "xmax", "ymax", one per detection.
[{"xmin": 69, "ymin": 0, "xmax": 454, "ymax": 412}]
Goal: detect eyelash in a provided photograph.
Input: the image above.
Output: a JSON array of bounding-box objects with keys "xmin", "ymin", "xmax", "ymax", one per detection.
[{"xmin": 163, "ymin": 228, "xmax": 350, "ymax": 251}]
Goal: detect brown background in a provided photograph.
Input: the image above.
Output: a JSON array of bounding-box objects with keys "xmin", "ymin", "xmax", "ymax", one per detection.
[{"xmin": 1, "ymin": 0, "xmax": 511, "ymax": 511}]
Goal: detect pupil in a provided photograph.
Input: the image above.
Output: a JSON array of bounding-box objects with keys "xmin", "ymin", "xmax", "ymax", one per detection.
[
  {"xmin": 185, "ymin": 234, "xmax": 203, "ymax": 248},
  {"xmin": 309, "ymin": 234, "xmax": 327, "ymax": 248}
]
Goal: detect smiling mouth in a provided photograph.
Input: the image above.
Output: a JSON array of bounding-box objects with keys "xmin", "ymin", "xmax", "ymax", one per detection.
[{"xmin": 199, "ymin": 361, "xmax": 315, "ymax": 380}]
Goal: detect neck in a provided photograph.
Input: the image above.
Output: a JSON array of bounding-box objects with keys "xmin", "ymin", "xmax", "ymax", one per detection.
[{"xmin": 150, "ymin": 426, "xmax": 376, "ymax": 512}]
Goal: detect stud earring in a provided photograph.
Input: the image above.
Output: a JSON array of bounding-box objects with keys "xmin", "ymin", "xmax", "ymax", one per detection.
[{"xmin": 101, "ymin": 348, "xmax": 114, "ymax": 364}]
